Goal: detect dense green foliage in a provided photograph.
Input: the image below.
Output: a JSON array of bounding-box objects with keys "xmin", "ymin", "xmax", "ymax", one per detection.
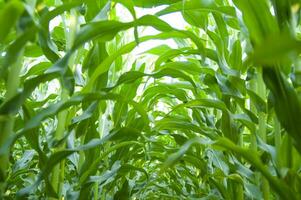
[{"xmin": 0, "ymin": 0, "xmax": 301, "ymax": 199}]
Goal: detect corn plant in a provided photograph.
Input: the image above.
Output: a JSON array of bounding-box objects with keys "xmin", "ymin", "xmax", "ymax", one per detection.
[{"xmin": 0, "ymin": 0, "xmax": 301, "ymax": 199}]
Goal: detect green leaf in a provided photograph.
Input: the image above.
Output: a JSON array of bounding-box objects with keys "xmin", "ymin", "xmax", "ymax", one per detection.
[
  {"xmin": 156, "ymin": 0, "xmax": 236, "ymax": 17},
  {"xmin": 133, "ymin": 0, "xmax": 182, "ymax": 8},
  {"xmin": 0, "ymin": 0, "xmax": 24, "ymax": 43}
]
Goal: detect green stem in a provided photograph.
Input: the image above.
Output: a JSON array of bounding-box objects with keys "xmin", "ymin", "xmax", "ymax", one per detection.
[
  {"xmin": 101, "ymin": 189, "xmax": 106, "ymax": 200},
  {"xmin": 286, "ymin": 136, "xmax": 293, "ymax": 168},
  {"xmin": 93, "ymin": 172, "xmax": 99, "ymax": 200},
  {"xmin": 274, "ymin": 116, "xmax": 281, "ymax": 169},
  {"xmin": 249, "ymin": 78, "xmax": 258, "ymax": 151},
  {"xmin": 257, "ymin": 67, "xmax": 270, "ymax": 200},
  {"xmin": 0, "ymin": 49, "xmax": 24, "ymax": 196},
  {"xmin": 236, "ymin": 183, "xmax": 244, "ymax": 200},
  {"xmin": 50, "ymin": 5, "xmax": 78, "ymax": 199},
  {"xmin": 50, "ymin": 89, "xmax": 68, "ymax": 199}
]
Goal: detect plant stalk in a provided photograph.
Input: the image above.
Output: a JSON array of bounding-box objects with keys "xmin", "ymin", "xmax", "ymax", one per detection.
[
  {"xmin": 49, "ymin": 4, "xmax": 78, "ymax": 198},
  {"xmin": 257, "ymin": 67, "xmax": 270, "ymax": 200},
  {"xmin": 274, "ymin": 116, "xmax": 281, "ymax": 169},
  {"xmin": 0, "ymin": 49, "xmax": 24, "ymax": 196}
]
